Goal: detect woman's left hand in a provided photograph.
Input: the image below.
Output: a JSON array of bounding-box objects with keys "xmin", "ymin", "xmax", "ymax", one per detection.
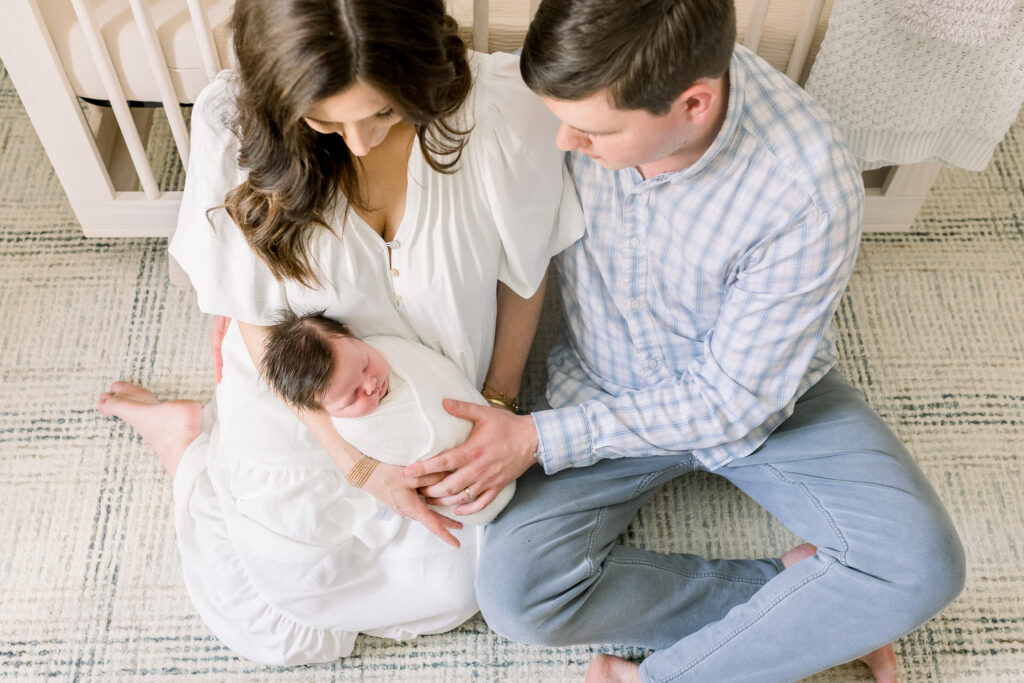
[
  {"xmin": 361, "ymin": 461, "xmax": 465, "ymax": 548},
  {"xmin": 407, "ymin": 399, "xmax": 539, "ymax": 515}
]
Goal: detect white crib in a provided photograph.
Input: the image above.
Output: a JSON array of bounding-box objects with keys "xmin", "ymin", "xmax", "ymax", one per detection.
[{"xmin": 0, "ymin": 0, "xmax": 941, "ymax": 244}]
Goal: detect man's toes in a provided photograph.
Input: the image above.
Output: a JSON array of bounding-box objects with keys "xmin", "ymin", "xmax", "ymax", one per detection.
[{"xmin": 780, "ymin": 542, "xmax": 817, "ymax": 569}]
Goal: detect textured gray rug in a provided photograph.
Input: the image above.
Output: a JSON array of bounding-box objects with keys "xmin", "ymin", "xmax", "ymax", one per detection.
[{"xmin": 1, "ymin": 56, "xmax": 1022, "ymax": 681}]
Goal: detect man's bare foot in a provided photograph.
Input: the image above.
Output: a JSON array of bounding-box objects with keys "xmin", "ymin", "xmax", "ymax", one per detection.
[
  {"xmin": 780, "ymin": 542, "xmax": 817, "ymax": 569},
  {"xmin": 98, "ymin": 381, "xmax": 202, "ymax": 476},
  {"xmin": 584, "ymin": 654, "xmax": 641, "ymax": 683},
  {"xmin": 859, "ymin": 643, "xmax": 898, "ymax": 683}
]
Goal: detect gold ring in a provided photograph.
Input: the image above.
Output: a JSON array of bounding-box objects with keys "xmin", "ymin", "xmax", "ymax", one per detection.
[{"xmin": 464, "ymin": 488, "xmax": 476, "ymax": 503}]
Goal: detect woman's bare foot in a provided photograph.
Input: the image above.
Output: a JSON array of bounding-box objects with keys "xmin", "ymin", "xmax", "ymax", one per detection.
[
  {"xmin": 98, "ymin": 381, "xmax": 202, "ymax": 476},
  {"xmin": 584, "ymin": 654, "xmax": 641, "ymax": 683},
  {"xmin": 860, "ymin": 643, "xmax": 898, "ymax": 683}
]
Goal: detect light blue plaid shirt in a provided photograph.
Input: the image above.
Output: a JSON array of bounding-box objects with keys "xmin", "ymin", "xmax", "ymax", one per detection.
[{"xmin": 532, "ymin": 45, "xmax": 864, "ymax": 473}]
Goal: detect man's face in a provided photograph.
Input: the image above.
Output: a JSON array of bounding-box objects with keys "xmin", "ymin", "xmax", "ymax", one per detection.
[{"xmin": 541, "ymin": 89, "xmax": 692, "ymax": 171}]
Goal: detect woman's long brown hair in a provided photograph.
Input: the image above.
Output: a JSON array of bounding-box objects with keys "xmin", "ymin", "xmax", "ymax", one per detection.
[{"xmin": 221, "ymin": 0, "xmax": 472, "ymax": 287}]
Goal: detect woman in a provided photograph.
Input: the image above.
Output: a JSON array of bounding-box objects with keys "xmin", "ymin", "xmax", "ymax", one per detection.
[{"xmin": 98, "ymin": 0, "xmax": 582, "ymax": 665}]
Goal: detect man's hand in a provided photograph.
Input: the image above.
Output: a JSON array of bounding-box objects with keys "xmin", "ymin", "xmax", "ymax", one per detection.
[
  {"xmin": 210, "ymin": 315, "xmax": 231, "ymax": 383},
  {"xmin": 407, "ymin": 399, "xmax": 539, "ymax": 515}
]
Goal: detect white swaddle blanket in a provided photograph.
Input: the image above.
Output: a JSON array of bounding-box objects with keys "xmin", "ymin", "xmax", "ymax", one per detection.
[{"xmin": 330, "ymin": 335, "xmax": 515, "ymax": 526}]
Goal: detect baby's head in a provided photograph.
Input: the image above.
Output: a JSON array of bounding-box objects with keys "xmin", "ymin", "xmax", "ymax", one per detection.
[{"xmin": 261, "ymin": 310, "xmax": 390, "ymax": 418}]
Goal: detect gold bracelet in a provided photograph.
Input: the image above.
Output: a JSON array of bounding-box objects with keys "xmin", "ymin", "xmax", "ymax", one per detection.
[
  {"xmin": 481, "ymin": 382, "xmax": 520, "ymax": 413},
  {"xmin": 345, "ymin": 454, "xmax": 379, "ymax": 488}
]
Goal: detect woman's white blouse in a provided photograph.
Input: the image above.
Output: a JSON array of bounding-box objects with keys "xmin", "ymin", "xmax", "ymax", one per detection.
[
  {"xmin": 171, "ymin": 51, "xmax": 583, "ymax": 385},
  {"xmin": 166, "ymin": 51, "xmax": 584, "ymax": 666}
]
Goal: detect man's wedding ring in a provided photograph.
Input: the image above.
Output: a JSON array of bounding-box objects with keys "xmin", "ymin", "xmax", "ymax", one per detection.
[{"xmin": 464, "ymin": 488, "xmax": 476, "ymax": 503}]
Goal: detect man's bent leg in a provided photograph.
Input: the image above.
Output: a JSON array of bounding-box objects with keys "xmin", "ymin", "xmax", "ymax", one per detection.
[
  {"xmin": 640, "ymin": 370, "xmax": 965, "ymax": 682},
  {"xmin": 477, "ymin": 453, "xmax": 783, "ymax": 649}
]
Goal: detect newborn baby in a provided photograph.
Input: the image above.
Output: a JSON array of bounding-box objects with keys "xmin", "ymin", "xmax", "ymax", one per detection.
[{"xmin": 260, "ymin": 310, "xmax": 515, "ymax": 525}]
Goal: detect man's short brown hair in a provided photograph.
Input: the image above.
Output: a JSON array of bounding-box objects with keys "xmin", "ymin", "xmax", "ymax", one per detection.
[
  {"xmin": 521, "ymin": 0, "xmax": 736, "ymax": 115},
  {"xmin": 260, "ymin": 310, "xmax": 353, "ymax": 411}
]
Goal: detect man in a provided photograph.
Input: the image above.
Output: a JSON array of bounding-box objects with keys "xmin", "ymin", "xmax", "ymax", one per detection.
[{"xmin": 409, "ymin": 1, "xmax": 965, "ymax": 680}]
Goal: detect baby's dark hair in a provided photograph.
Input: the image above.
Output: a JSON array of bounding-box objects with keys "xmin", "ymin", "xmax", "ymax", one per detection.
[{"xmin": 260, "ymin": 309, "xmax": 353, "ymax": 411}]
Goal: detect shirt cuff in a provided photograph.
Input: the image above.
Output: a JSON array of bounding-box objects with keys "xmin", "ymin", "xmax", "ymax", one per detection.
[{"xmin": 531, "ymin": 406, "xmax": 595, "ymax": 474}]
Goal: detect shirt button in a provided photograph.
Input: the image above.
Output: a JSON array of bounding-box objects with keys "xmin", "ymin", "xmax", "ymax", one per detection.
[
  {"xmin": 648, "ymin": 359, "xmax": 658, "ymax": 369},
  {"xmin": 387, "ymin": 239, "xmax": 401, "ymax": 249},
  {"xmin": 629, "ymin": 237, "xmax": 640, "ymax": 248},
  {"xmin": 630, "ymin": 299, "xmax": 641, "ymax": 311},
  {"xmin": 390, "ymin": 268, "xmax": 400, "ymax": 277}
]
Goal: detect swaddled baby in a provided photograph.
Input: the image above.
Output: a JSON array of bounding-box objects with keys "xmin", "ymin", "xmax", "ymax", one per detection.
[{"xmin": 259, "ymin": 309, "xmax": 514, "ymax": 525}]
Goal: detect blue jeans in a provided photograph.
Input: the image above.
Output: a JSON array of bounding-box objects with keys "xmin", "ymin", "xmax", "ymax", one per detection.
[{"xmin": 476, "ymin": 370, "xmax": 965, "ymax": 682}]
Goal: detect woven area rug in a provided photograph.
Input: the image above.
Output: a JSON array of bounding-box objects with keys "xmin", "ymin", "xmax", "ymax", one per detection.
[{"xmin": 1, "ymin": 55, "xmax": 1022, "ymax": 681}]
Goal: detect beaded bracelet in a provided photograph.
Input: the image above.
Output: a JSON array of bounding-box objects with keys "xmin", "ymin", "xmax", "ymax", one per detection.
[
  {"xmin": 481, "ymin": 382, "xmax": 520, "ymax": 413},
  {"xmin": 345, "ymin": 454, "xmax": 380, "ymax": 488}
]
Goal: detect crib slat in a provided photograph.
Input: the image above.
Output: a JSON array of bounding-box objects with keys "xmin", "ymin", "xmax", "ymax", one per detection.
[
  {"xmin": 128, "ymin": 0, "xmax": 190, "ymax": 169},
  {"xmin": 186, "ymin": 0, "xmax": 222, "ymax": 79},
  {"xmin": 473, "ymin": 0, "xmax": 490, "ymax": 51},
  {"xmin": 785, "ymin": 0, "xmax": 825, "ymax": 83},
  {"xmin": 70, "ymin": 0, "xmax": 160, "ymax": 200},
  {"xmin": 743, "ymin": 0, "xmax": 772, "ymax": 51}
]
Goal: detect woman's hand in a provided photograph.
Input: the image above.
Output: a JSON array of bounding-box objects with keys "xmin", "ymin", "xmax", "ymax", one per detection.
[{"xmin": 361, "ymin": 461, "xmax": 465, "ymax": 548}]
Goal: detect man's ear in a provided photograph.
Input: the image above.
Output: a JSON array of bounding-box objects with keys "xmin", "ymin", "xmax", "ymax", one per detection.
[{"xmin": 672, "ymin": 80, "xmax": 718, "ymax": 125}]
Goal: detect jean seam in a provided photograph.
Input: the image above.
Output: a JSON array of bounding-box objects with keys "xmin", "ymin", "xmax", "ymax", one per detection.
[
  {"xmin": 604, "ymin": 555, "xmax": 772, "ymax": 586},
  {"xmin": 584, "ymin": 504, "xmax": 607, "ymax": 580},
  {"xmin": 659, "ymin": 558, "xmax": 838, "ymax": 682},
  {"xmin": 586, "ymin": 458, "xmax": 693, "ymax": 580},
  {"xmin": 760, "ymin": 463, "xmax": 851, "ymax": 564},
  {"xmin": 633, "ymin": 459, "xmax": 694, "ymax": 498}
]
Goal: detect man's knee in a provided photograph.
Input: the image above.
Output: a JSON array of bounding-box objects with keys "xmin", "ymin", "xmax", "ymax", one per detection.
[
  {"xmin": 859, "ymin": 505, "xmax": 966, "ymax": 632},
  {"xmin": 904, "ymin": 518, "xmax": 966, "ymax": 619}
]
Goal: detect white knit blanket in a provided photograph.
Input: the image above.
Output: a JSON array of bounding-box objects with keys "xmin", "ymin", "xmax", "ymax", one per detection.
[
  {"xmin": 894, "ymin": 0, "xmax": 1021, "ymax": 46},
  {"xmin": 805, "ymin": 0, "xmax": 1024, "ymax": 171},
  {"xmin": 331, "ymin": 335, "xmax": 515, "ymax": 526}
]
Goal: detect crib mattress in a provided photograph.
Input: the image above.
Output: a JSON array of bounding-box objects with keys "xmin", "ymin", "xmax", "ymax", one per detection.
[
  {"xmin": 36, "ymin": 0, "xmax": 828, "ymax": 104},
  {"xmin": 38, "ymin": 0, "xmax": 233, "ymax": 104}
]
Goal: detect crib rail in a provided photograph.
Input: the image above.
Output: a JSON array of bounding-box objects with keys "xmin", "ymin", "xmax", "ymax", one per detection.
[
  {"xmin": 187, "ymin": 0, "xmax": 223, "ymax": 79},
  {"xmin": 0, "ymin": 0, "xmax": 936, "ymax": 244}
]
